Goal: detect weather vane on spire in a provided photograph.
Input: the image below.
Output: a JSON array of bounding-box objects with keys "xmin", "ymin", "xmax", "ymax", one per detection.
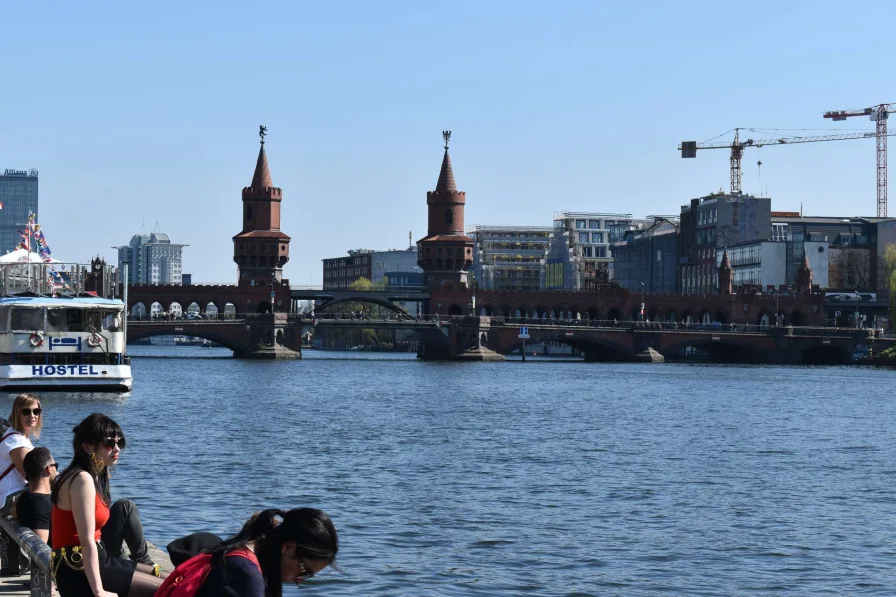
[
  {"xmin": 442, "ymin": 130, "xmax": 451, "ymax": 150},
  {"xmin": 259, "ymin": 125, "xmax": 268, "ymax": 145}
]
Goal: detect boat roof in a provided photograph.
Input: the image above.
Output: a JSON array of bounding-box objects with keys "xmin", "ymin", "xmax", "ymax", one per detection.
[{"xmin": 0, "ymin": 296, "xmax": 124, "ymax": 308}]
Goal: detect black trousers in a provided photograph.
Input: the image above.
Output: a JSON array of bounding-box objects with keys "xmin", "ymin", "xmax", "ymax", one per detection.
[{"xmin": 100, "ymin": 499, "xmax": 152, "ymax": 564}]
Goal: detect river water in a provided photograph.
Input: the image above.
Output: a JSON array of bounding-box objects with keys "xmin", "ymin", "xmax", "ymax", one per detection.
[{"xmin": 11, "ymin": 348, "xmax": 896, "ymax": 596}]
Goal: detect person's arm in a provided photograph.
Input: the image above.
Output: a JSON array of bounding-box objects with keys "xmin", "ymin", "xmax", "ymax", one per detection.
[
  {"xmin": 70, "ymin": 473, "xmax": 116, "ymax": 597},
  {"xmin": 9, "ymin": 446, "xmax": 31, "ymax": 478}
]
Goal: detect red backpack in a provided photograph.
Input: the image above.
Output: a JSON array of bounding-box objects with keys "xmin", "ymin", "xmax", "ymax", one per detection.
[{"xmin": 155, "ymin": 548, "xmax": 260, "ymax": 597}]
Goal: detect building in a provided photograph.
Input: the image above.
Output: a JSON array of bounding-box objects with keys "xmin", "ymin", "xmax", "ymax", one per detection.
[
  {"xmin": 611, "ymin": 218, "xmax": 680, "ymax": 294},
  {"xmin": 322, "ymin": 247, "xmax": 421, "ymax": 290},
  {"xmin": 115, "ymin": 232, "xmax": 187, "ymax": 285},
  {"xmin": 679, "ymin": 193, "xmax": 772, "ymax": 294},
  {"xmin": 0, "ymin": 169, "xmax": 38, "ymax": 255},
  {"xmin": 712, "ymin": 240, "xmax": 829, "ymax": 290},
  {"xmin": 468, "ymin": 225, "xmax": 552, "ymax": 291},
  {"xmin": 769, "ymin": 214, "xmax": 896, "ymax": 291},
  {"xmin": 545, "ymin": 212, "xmax": 649, "ymax": 290}
]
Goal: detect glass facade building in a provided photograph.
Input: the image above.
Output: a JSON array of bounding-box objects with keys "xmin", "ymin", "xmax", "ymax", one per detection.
[
  {"xmin": 115, "ymin": 232, "xmax": 187, "ymax": 285},
  {"xmin": 0, "ymin": 169, "xmax": 39, "ymax": 255}
]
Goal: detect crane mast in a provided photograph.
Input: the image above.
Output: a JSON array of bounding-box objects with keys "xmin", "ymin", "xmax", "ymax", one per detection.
[{"xmin": 824, "ymin": 103, "xmax": 895, "ymax": 217}]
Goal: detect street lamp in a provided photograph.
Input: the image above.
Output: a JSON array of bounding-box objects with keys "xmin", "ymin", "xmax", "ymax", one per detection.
[
  {"xmin": 854, "ymin": 290, "xmax": 861, "ymax": 329},
  {"xmin": 775, "ymin": 288, "xmax": 780, "ymax": 327}
]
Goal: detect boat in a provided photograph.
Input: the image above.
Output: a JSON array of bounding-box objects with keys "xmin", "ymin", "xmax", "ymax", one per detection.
[{"xmin": 0, "ymin": 296, "xmax": 132, "ymax": 391}]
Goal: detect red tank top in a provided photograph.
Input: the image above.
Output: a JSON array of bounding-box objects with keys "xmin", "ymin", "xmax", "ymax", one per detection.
[{"xmin": 51, "ymin": 493, "xmax": 110, "ymax": 549}]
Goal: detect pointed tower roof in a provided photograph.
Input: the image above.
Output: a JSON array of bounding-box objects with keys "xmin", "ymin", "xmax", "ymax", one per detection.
[
  {"xmin": 719, "ymin": 249, "xmax": 731, "ymax": 269},
  {"xmin": 435, "ymin": 148, "xmax": 457, "ymax": 193},
  {"xmin": 800, "ymin": 249, "xmax": 811, "ymax": 270},
  {"xmin": 251, "ymin": 144, "xmax": 273, "ymax": 189}
]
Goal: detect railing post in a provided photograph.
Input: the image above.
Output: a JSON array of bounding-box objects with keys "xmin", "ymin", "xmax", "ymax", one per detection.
[
  {"xmin": 0, "ymin": 527, "xmax": 20, "ymax": 575},
  {"xmin": 31, "ymin": 563, "xmax": 52, "ymax": 597}
]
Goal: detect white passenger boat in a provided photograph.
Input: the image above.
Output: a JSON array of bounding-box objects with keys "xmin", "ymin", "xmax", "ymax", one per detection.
[{"xmin": 0, "ymin": 296, "xmax": 131, "ymax": 391}]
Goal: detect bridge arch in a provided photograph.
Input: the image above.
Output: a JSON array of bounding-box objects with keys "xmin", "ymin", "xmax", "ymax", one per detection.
[
  {"xmin": 801, "ymin": 344, "xmax": 852, "ymax": 364},
  {"xmin": 607, "ymin": 307, "xmax": 622, "ymax": 322},
  {"xmin": 714, "ymin": 310, "xmax": 728, "ymax": 324},
  {"xmin": 316, "ymin": 296, "xmax": 410, "ymax": 315},
  {"xmin": 663, "ymin": 336, "xmax": 768, "ymax": 363},
  {"xmin": 448, "ymin": 304, "xmax": 464, "ymax": 316},
  {"xmin": 789, "ymin": 310, "xmax": 806, "ymax": 326},
  {"xmin": 665, "ymin": 309, "xmax": 677, "ymax": 323},
  {"xmin": 587, "ymin": 307, "xmax": 599, "ymax": 321},
  {"xmin": 127, "ymin": 326, "xmax": 245, "ymax": 353},
  {"xmin": 130, "ymin": 302, "xmax": 147, "ymax": 318}
]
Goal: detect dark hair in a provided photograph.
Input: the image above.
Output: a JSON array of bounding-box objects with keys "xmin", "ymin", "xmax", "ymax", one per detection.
[
  {"xmin": 209, "ymin": 508, "xmax": 338, "ymax": 597},
  {"xmin": 23, "ymin": 447, "xmax": 53, "ymax": 483},
  {"xmin": 51, "ymin": 413, "xmax": 125, "ymax": 505}
]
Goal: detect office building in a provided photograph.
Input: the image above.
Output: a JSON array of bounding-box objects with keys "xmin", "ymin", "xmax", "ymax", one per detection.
[
  {"xmin": 679, "ymin": 193, "xmax": 771, "ymax": 294},
  {"xmin": 323, "ymin": 247, "xmax": 421, "ymax": 290},
  {"xmin": 545, "ymin": 212, "xmax": 649, "ymax": 290},
  {"xmin": 468, "ymin": 225, "xmax": 552, "ymax": 291},
  {"xmin": 611, "ymin": 218, "xmax": 680, "ymax": 294},
  {"xmin": 115, "ymin": 232, "xmax": 187, "ymax": 285},
  {"xmin": 0, "ymin": 169, "xmax": 39, "ymax": 255},
  {"xmin": 713, "ymin": 240, "xmax": 829, "ymax": 290}
]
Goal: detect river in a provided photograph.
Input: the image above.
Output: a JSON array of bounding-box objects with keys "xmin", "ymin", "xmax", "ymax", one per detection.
[{"xmin": 11, "ymin": 348, "xmax": 896, "ymax": 596}]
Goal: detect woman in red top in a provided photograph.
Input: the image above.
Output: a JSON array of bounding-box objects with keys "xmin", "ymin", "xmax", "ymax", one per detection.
[{"xmin": 51, "ymin": 414, "xmax": 162, "ymax": 597}]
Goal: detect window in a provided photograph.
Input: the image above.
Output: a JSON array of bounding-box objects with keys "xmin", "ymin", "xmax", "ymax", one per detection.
[
  {"xmin": 245, "ymin": 205, "xmax": 253, "ymax": 220},
  {"xmin": 589, "ymin": 220, "xmax": 600, "ymax": 229},
  {"xmin": 578, "ymin": 232, "xmax": 589, "ymax": 244},
  {"xmin": 11, "ymin": 309, "xmax": 45, "ymax": 331},
  {"xmin": 576, "ymin": 220, "xmax": 586, "ymax": 229},
  {"xmin": 445, "ymin": 209, "xmax": 454, "ymax": 226}
]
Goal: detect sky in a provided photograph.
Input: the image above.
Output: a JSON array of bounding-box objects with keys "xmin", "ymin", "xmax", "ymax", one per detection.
[{"xmin": 1, "ymin": 1, "xmax": 893, "ymax": 283}]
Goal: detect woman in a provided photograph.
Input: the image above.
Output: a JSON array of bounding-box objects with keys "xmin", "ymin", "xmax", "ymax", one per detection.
[
  {"xmin": 50, "ymin": 413, "xmax": 162, "ymax": 597},
  {"xmin": 0, "ymin": 394, "xmax": 41, "ymax": 511},
  {"xmin": 192, "ymin": 508, "xmax": 338, "ymax": 597}
]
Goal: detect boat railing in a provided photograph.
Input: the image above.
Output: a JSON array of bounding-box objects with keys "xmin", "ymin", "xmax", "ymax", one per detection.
[{"xmin": 0, "ymin": 262, "xmax": 120, "ymax": 299}]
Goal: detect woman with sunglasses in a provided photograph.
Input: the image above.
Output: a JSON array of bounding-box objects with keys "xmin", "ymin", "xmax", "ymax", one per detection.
[
  {"xmin": 0, "ymin": 394, "xmax": 42, "ymax": 513},
  {"xmin": 186, "ymin": 508, "xmax": 338, "ymax": 597},
  {"xmin": 51, "ymin": 413, "xmax": 163, "ymax": 597}
]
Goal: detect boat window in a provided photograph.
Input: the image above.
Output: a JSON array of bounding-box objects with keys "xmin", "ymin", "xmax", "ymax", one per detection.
[
  {"xmin": 85, "ymin": 310, "xmax": 103, "ymax": 332},
  {"xmin": 102, "ymin": 310, "xmax": 122, "ymax": 331},
  {"xmin": 10, "ymin": 308, "xmax": 44, "ymax": 332},
  {"xmin": 66, "ymin": 309, "xmax": 84, "ymax": 332},
  {"xmin": 47, "ymin": 309, "xmax": 67, "ymax": 332},
  {"xmin": 0, "ymin": 308, "xmax": 8, "ymax": 333}
]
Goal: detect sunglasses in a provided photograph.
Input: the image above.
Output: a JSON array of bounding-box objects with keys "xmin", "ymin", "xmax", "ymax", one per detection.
[
  {"xmin": 49, "ymin": 463, "xmax": 58, "ymax": 470},
  {"xmin": 102, "ymin": 437, "xmax": 126, "ymax": 450},
  {"xmin": 21, "ymin": 408, "xmax": 42, "ymax": 417}
]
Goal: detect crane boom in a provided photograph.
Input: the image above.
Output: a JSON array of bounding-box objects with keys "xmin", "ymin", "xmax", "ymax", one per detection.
[
  {"xmin": 678, "ymin": 128, "xmax": 895, "ymax": 196},
  {"xmin": 823, "ymin": 103, "xmax": 896, "ymax": 217}
]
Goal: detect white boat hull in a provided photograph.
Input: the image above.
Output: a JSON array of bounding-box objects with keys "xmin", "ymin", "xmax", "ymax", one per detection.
[{"xmin": 0, "ymin": 365, "xmax": 132, "ymax": 391}]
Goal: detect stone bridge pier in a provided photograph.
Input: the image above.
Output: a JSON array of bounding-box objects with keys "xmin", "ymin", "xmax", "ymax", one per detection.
[{"xmin": 418, "ymin": 316, "xmax": 504, "ymax": 361}]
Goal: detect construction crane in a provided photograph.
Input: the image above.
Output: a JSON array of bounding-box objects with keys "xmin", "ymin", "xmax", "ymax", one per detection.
[
  {"xmin": 679, "ymin": 128, "xmax": 894, "ymax": 197},
  {"xmin": 823, "ymin": 103, "xmax": 896, "ymax": 217}
]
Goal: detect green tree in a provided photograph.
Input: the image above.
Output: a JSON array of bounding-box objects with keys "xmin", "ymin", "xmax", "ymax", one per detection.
[{"xmin": 883, "ymin": 244, "xmax": 896, "ymax": 330}]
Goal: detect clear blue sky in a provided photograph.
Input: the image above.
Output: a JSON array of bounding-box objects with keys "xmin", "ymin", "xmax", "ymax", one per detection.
[{"xmin": 2, "ymin": 1, "xmax": 893, "ymax": 283}]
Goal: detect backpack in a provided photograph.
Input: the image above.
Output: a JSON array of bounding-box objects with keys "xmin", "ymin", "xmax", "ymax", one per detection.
[{"xmin": 154, "ymin": 548, "xmax": 260, "ymax": 597}]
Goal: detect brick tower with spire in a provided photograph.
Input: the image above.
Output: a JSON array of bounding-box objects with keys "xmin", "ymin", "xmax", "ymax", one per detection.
[
  {"xmin": 718, "ymin": 249, "xmax": 733, "ymax": 295},
  {"xmin": 233, "ymin": 126, "xmax": 291, "ymax": 288},
  {"xmin": 417, "ymin": 131, "xmax": 474, "ymax": 292},
  {"xmin": 796, "ymin": 249, "xmax": 813, "ymax": 294}
]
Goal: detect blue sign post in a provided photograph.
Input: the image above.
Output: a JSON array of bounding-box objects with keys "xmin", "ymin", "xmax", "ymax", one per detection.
[{"xmin": 518, "ymin": 327, "xmax": 529, "ymax": 361}]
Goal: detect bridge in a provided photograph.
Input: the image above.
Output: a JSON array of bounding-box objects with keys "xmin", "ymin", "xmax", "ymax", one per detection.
[
  {"xmin": 121, "ymin": 129, "xmax": 882, "ymax": 362},
  {"xmin": 126, "ymin": 312, "xmax": 893, "ymax": 365}
]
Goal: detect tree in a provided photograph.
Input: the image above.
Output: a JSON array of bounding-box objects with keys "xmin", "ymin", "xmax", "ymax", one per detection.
[{"xmin": 882, "ymin": 244, "xmax": 896, "ymax": 330}]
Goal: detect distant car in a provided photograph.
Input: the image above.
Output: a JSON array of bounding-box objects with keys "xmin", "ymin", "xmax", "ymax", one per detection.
[{"xmin": 186, "ymin": 312, "xmax": 203, "ymax": 320}]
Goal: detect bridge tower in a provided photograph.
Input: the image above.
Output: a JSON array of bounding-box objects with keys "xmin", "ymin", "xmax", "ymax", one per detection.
[
  {"xmin": 796, "ymin": 250, "xmax": 813, "ymax": 294},
  {"xmin": 417, "ymin": 131, "xmax": 475, "ymax": 297},
  {"xmin": 233, "ymin": 126, "xmax": 291, "ymax": 288},
  {"xmin": 718, "ymin": 249, "xmax": 733, "ymax": 295}
]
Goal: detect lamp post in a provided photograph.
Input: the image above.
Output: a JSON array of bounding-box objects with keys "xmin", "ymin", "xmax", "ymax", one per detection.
[
  {"xmin": 773, "ymin": 287, "xmax": 780, "ymax": 327},
  {"xmin": 854, "ymin": 290, "xmax": 861, "ymax": 329},
  {"xmin": 640, "ymin": 282, "xmax": 645, "ymax": 321}
]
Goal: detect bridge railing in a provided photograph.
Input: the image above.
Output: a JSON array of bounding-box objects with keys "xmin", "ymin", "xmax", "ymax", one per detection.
[{"xmin": 289, "ymin": 285, "xmax": 427, "ymax": 293}]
